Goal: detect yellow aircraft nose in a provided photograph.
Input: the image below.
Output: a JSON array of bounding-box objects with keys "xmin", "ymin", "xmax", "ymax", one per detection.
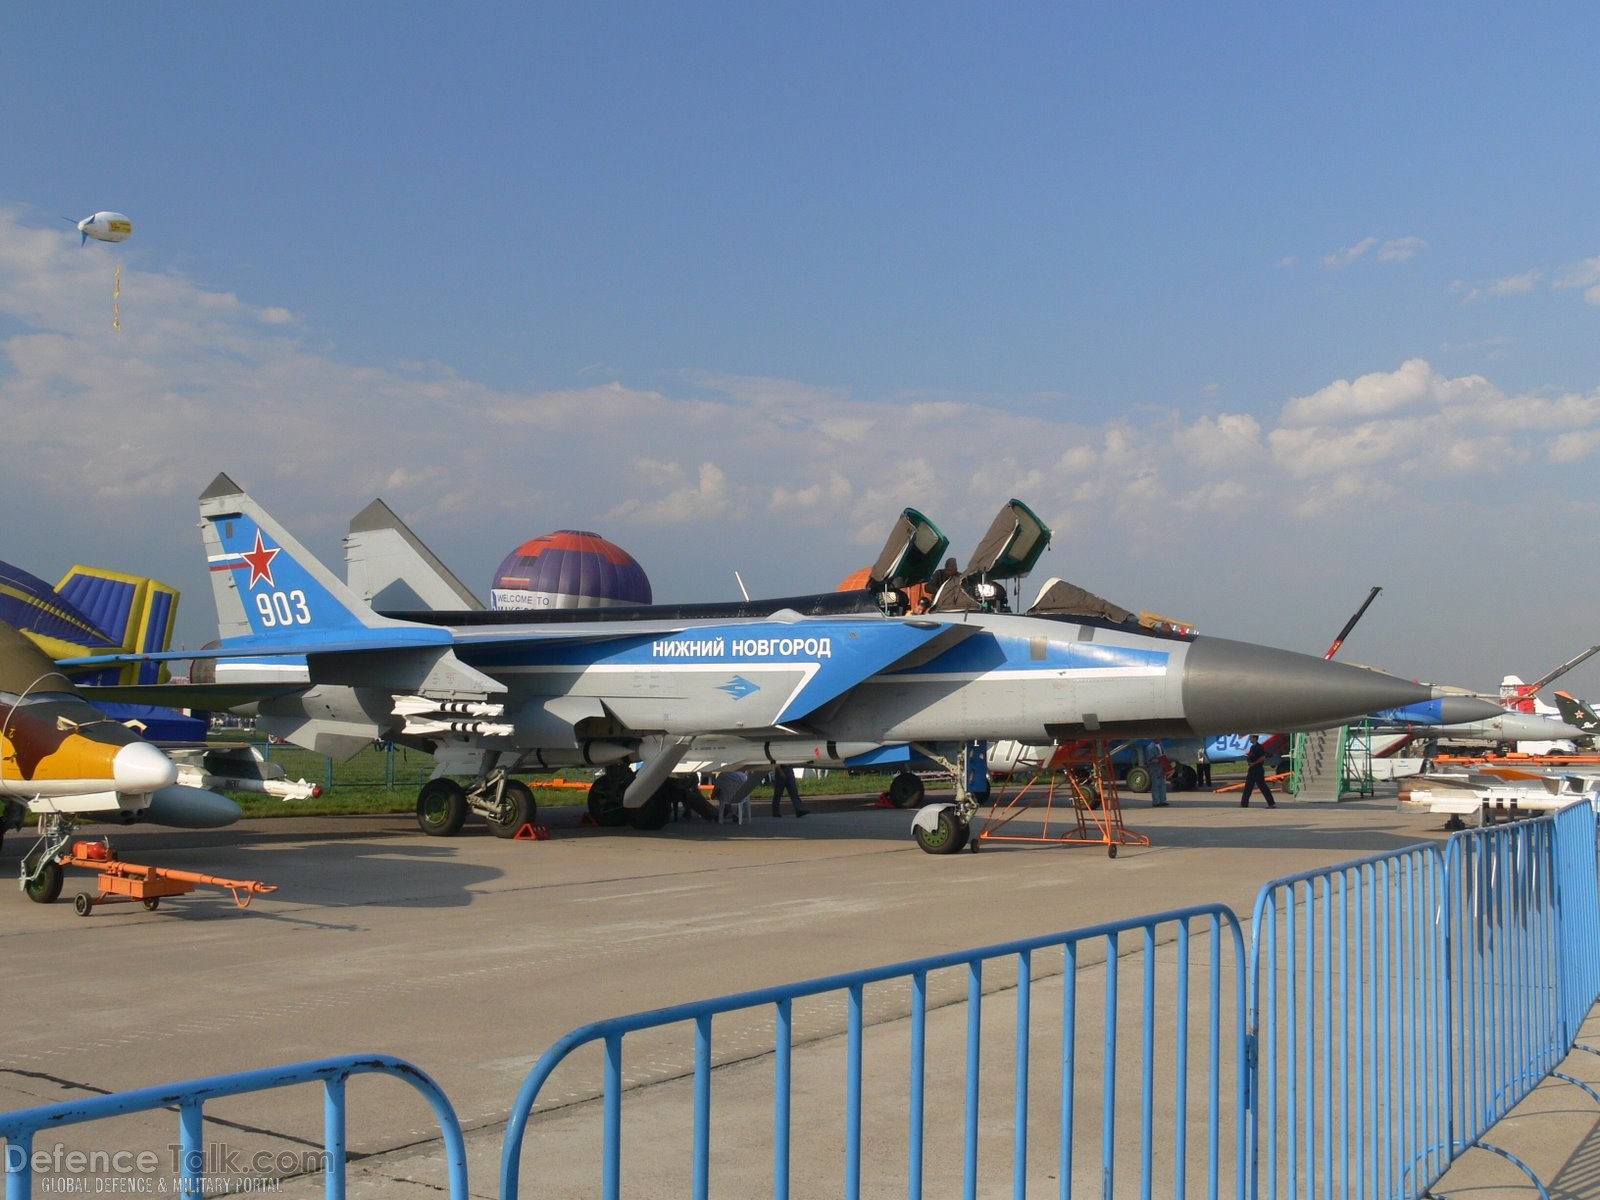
[{"xmin": 112, "ymin": 741, "xmax": 179, "ymax": 793}]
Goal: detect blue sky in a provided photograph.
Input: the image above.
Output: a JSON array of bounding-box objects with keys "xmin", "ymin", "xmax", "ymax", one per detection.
[{"xmin": 3, "ymin": 3, "xmax": 1600, "ymax": 699}]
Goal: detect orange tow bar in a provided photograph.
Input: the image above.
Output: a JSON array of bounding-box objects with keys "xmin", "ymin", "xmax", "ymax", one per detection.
[{"xmin": 58, "ymin": 840, "xmax": 277, "ymax": 917}]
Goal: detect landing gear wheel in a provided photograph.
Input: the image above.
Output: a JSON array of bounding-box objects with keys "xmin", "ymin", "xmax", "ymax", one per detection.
[
  {"xmin": 888, "ymin": 771, "xmax": 925, "ymax": 808},
  {"xmin": 486, "ymin": 780, "xmax": 537, "ymax": 838},
  {"xmin": 25, "ymin": 860, "xmax": 63, "ymax": 904},
  {"xmin": 586, "ymin": 768, "xmax": 633, "ymax": 827},
  {"xmin": 913, "ymin": 809, "xmax": 970, "ymax": 855},
  {"xmin": 74, "ymin": 893, "xmax": 93, "ymax": 917},
  {"xmin": 1124, "ymin": 766, "xmax": 1151, "ymax": 793},
  {"xmin": 417, "ymin": 779, "xmax": 468, "ymax": 837},
  {"xmin": 629, "ymin": 782, "xmax": 676, "ymax": 831},
  {"xmin": 1170, "ymin": 764, "xmax": 1197, "ymax": 792}
]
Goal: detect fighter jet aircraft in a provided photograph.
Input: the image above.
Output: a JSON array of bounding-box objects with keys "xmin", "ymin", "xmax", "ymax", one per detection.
[
  {"xmin": 0, "ymin": 620, "xmax": 240, "ymax": 902},
  {"xmin": 71, "ymin": 475, "xmax": 1434, "ymax": 849},
  {"xmin": 1374, "ymin": 705, "xmax": 1587, "ymax": 750}
]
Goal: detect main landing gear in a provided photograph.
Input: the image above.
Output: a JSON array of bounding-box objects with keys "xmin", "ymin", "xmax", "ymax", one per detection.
[{"xmin": 415, "ymin": 770, "xmax": 538, "ymax": 838}]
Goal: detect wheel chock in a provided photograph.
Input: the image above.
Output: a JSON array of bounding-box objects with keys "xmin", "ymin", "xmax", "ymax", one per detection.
[
  {"xmin": 873, "ymin": 794, "xmax": 896, "ymax": 808},
  {"xmin": 514, "ymin": 823, "xmax": 551, "ymax": 841},
  {"xmin": 579, "ymin": 812, "xmax": 599, "ymax": 827}
]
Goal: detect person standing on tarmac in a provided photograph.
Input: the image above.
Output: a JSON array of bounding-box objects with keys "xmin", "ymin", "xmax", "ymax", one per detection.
[
  {"xmin": 770, "ymin": 762, "xmax": 808, "ymax": 817},
  {"xmin": 965, "ymin": 740, "xmax": 991, "ymax": 808},
  {"xmin": 1240, "ymin": 735, "xmax": 1276, "ymax": 808}
]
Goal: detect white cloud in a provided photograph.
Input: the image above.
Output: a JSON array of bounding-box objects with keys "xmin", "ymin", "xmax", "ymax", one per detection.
[
  {"xmin": 1323, "ymin": 237, "xmax": 1379, "ymax": 269},
  {"xmin": 1550, "ymin": 429, "xmax": 1600, "ymax": 464},
  {"xmin": 1456, "ymin": 270, "xmax": 1541, "ymax": 303},
  {"xmin": 1280, "ymin": 358, "xmax": 1447, "ymax": 425},
  {"xmin": 1377, "ymin": 236, "xmax": 1428, "ymax": 262},
  {"xmin": 1321, "ymin": 235, "xmax": 1425, "ymax": 269},
  {"xmin": 1555, "ymin": 257, "xmax": 1600, "ymax": 305}
]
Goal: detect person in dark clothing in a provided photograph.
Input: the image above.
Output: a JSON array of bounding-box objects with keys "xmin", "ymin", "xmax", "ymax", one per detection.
[
  {"xmin": 1240, "ymin": 735, "xmax": 1276, "ymax": 808},
  {"xmin": 965, "ymin": 740, "xmax": 991, "ymax": 807},
  {"xmin": 770, "ymin": 762, "xmax": 807, "ymax": 817}
]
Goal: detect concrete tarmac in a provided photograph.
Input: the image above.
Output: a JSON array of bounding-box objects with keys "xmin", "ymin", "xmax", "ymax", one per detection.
[{"xmin": 2, "ymin": 785, "xmax": 1596, "ymax": 1197}]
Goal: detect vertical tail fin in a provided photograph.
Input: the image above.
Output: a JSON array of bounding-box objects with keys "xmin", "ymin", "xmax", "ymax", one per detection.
[
  {"xmin": 199, "ymin": 473, "xmax": 416, "ymax": 644},
  {"xmin": 1553, "ymin": 690, "xmax": 1600, "ymax": 735},
  {"xmin": 345, "ymin": 497, "xmax": 485, "ymax": 612}
]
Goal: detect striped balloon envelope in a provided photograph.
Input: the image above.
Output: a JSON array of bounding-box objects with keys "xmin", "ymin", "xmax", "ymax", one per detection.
[{"xmin": 489, "ymin": 531, "xmax": 652, "ymax": 611}]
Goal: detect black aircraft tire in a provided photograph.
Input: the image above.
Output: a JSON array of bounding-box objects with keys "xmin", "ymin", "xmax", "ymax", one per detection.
[
  {"xmin": 586, "ymin": 774, "xmax": 632, "ymax": 827},
  {"xmin": 1124, "ymin": 766, "xmax": 1152, "ymax": 794},
  {"xmin": 417, "ymin": 779, "xmax": 469, "ymax": 837},
  {"xmin": 25, "ymin": 860, "xmax": 63, "ymax": 905},
  {"xmin": 629, "ymin": 782, "xmax": 676, "ymax": 831},
  {"xmin": 888, "ymin": 771, "xmax": 925, "ymax": 808},
  {"xmin": 913, "ymin": 809, "xmax": 970, "ymax": 855},
  {"xmin": 486, "ymin": 780, "xmax": 538, "ymax": 838},
  {"xmin": 1170, "ymin": 764, "xmax": 1197, "ymax": 792}
]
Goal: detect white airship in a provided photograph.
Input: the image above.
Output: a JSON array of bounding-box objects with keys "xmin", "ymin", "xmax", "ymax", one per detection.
[{"xmin": 76, "ymin": 211, "xmax": 133, "ymax": 245}]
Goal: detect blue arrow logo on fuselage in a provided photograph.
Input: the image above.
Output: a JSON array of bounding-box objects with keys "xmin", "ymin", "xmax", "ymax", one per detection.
[{"xmin": 718, "ymin": 675, "xmax": 759, "ymax": 700}]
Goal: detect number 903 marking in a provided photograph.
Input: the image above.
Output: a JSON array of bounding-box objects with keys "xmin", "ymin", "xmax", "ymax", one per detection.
[{"xmin": 255, "ymin": 590, "xmax": 311, "ymax": 626}]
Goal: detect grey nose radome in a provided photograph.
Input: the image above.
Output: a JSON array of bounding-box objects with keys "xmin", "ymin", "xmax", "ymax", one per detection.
[{"xmin": 1181, "ymin": 637, "xmax": 1432, "ymax": 736}]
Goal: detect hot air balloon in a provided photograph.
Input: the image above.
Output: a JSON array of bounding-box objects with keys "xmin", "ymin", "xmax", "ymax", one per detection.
[
  {"xmin": 489, "ymin": 531, "xmax": 652, "ymax": 611},
  {"xmin": 75, "ymin": 211, "xmax": 133, "ymax": 245}
]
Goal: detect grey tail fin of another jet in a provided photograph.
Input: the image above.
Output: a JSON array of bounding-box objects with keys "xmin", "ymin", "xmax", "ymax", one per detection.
[{"xmin": 345, "ymin": 498, "xmax": 485, "ymax": 612}]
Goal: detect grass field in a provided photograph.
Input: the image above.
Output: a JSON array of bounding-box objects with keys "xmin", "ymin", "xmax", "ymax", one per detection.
[{"xmin": 234, "ymin": 739, "xmax": 907, "ymax": 818}]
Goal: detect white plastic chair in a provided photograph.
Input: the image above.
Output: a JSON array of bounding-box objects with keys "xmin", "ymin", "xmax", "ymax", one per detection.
[{"xmin": 714, "ymin": 771, "xmax": 752, "ymax": 825}]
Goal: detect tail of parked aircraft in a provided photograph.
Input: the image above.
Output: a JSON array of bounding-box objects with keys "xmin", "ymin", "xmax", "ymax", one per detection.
[
  {"xmin": 344, "ymin": 497, "xmax": 485, "ymax": 612},
  {"xmin": 56, "ymin": 566, "xmax": 179, "ymax": 684},
  {"xmin": 0, "ymin": 559, "xmax": 179, "ymax": 686},
  {"xmin": 1553, "ymin": 690, "xmax": 1600, "ymax": 737},
  {"xmin": 199, "ymin": 472, "xmax": 421, "ymax": 645}
]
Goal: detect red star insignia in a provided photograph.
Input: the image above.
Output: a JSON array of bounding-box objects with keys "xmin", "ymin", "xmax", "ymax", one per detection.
[{"xmin": 240, "ymin": 531, "xmax": 280, "ymax": 588}]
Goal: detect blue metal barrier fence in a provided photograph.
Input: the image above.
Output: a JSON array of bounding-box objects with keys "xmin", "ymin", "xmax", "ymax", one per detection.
[
  {"xmin": 500, "ymin": 905, "xmax": 1246, "ymax": 1200},
  {"xmin": 0, "ymin": 1054, "xmax": 467, "ymax": 1200},
  {"xmin": 1247, "ymin": 843, "xmax": 1451, "ymax": 1200}
]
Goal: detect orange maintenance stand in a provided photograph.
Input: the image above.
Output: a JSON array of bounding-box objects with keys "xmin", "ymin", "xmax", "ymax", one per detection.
[{"xmin": 975, "ymin": 741, "xmax": 1151, "ymax": 858}]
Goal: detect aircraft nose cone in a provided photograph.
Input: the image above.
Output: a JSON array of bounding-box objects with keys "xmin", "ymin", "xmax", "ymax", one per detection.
[
  {"xmin": 112, "ymin": 741, "xmax": 178, "ymax": 793},
  {"xmin": 1430, "ymin": 695, "xmax": 1511, "ymax": 725},
  {"xmin": 1182, "ymin": 637, "xmax": 1432, "ymax": 735}
]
